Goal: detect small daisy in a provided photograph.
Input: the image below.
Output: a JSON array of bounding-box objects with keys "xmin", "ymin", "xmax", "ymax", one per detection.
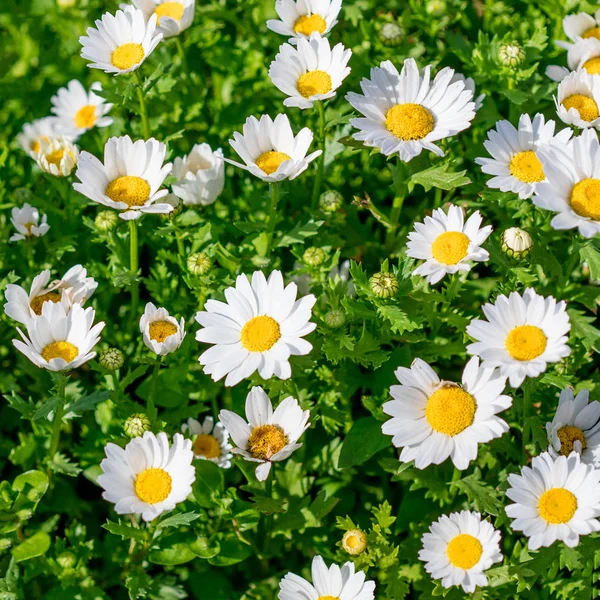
[
  {"xmin": 74, "ymin": 135, "xmax": 173, "ymax": 220},
  {"xmin": 139, "ymin": 302, "xmax": 185, "ymax": 356},
  {"xmin": 267, "ymin": 0, "xmax": 342, "ymax": 43},
  {"xmin": 556, "ymin": 10, "xmax": 600, "ymax": 50},
  {"xmin": 98, "ymin": 431, "xmax": 195, "ymax": 522},
  {"xmin": 268, "ymin": 33, "xmax": 352, "ymax": 110},
  {"xmin": 219, "ymin": 386, "xmax": 310, "ymax": 481},
  {"xmin": 555, "ymin": 70, "xmax": 600, "ymax": 130},
  {"xmin": 9, "ymin": 203, "xmax": 49, "ymax": 243},
  {"xmin": 466, "ymin": 288, "xmax": 571, "ymax": 389},
  {"xmin": 419, "ymin": 511, "xmax": 502, "ymax": 594},
  {"xmin": 80, "ymin": 6, "xmax": 162, "ymax": 75},
  {"xmin": 17, "ymin": 117, "xmax": 67, "ymax": 159},
  {"xmin": 406, "ymin": 204, "xmax": 492, "ymax": 285},
  {"xmin": 36, "ymin": 136, "xmax": 79, "ymax": 177},
  {"xmin": 382, "ymin": 357, "xmax": 511, "ymax": 470},
  {"xmin": 546, "ymin": 388, "xmax": 600, "ymax": 466},
  {"xmin": 279, "ymin": 555, "xmax": 375, "ymax": 600},
  {"xmin": 129, "ymin": 0, "xmax": 195, "ymax": 38},
  {"xmin": 475, "ymin": 113, "xmax": 571, "ymax": 200},
  {"xmin": 506, "ymin": 451, "xmax": 600, "ymax": 549},
  {"xmin": 195, "ymin": 270, "xmax": 316, "ymax": 387},
  {"xmin": 345, "ymin": 58, "xmax": 476, "ymax": 162},
  {"xmin": 182, "ymin": 416, "xmax": 233, "ymax": 468},
  {"xmin": 547, "ymin": 37, "xmax": 600, "ymax": 82},
  {"xmin": 226, "ymin": 114, "xmax": 321, "ymax": 182}
]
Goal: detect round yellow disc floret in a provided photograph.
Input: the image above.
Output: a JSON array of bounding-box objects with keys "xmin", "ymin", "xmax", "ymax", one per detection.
[{"xmin": 385, "ymin": 104, "xmax": 434, "ymax": 141}]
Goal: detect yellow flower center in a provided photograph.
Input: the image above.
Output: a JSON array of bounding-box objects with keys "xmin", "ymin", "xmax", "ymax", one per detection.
[
  {"xmin": 193, "ymin": 434, "xmax": 222, "ymax": 459},
  {"xmin": 385, "ymin": 103, "xmax": 434, "ymax": 141},
  {"xmin": 557, "ymin": 425, "xmax": 587, "ymax": 456},
  {"xmin": 247, "ymin": 424, "xmax": 287, "ymax": 460},
  {"xmin": 431, "ymin": 231, "xmax": 470, "ymax": 265},
  {"xmin": 582, "ymin": 26, "xmax": 600, "ymax": 40},
  {"xmin": 111, "ymin": 43, "xmax": 145, "ymax": 70},
  {"xmin": 255, "ymin": 151, "xmax": 291, "ymax": 175},
  {"xmin": 148, "ymin": 320, "xmax": 178, "ymax": 343},
  {"xmin": 446, "ymin": 534, "xmax": 483, "ymax": 570},
  {"xmin": 293, "ymin": 14, "xmax": 327, "ymax": 36},
  {"xmin": 583, "ymin": 56, "xmax": 600, "ymax": 75},
  {"xmin": 154, "ymin": 2, "xmax": 184, "ymax": 23},
  {"xmin": 342, "ymin": 529, "xmax": 367, "ymax": 555},
  {"xmin": 74, "ymin": 105, "xmax": 97, "ymax": 129},
  {"xmin": 425, "ymin": 386, "xmax": 476, "ymax": 436},
  {"xmin": 23, "ymin": 222, "xmax": 36, "ymax": 234},
  {"xmin": 505, "ymin": 325, "xmax": 547, "ymax": 361},
  {"xmin": 47, "ymin": 149, "xmax": 65, "ymax": 167},
  {"xmin": 562, "ymin": 94, "xmax": 599, "ymax": 122},
  {"xmin": 317, "ymin": 597, "xmax": 339, "ymax": 600},
  {"xmin": 509, "ymin": 151, "xmax": 545, "ymax": 183},
  {"xmin": 134, "ymin": 467, "xmax": 172, "ymax": 504},
  {"xmin": 538, "ymin": 488, "xmax": 577, "ymax": 524},
  {"xmin": 570, "ymin": 178, "xmax": 600, "ymax": 220},
  {"xmin": 30, "ymin": 291, "xmax": 61, "ymax": 315},
  {"xmin": 240, "ymin": 315, "xmax": 281, "ymax": 352},
  {"xmin": 105, "ymin": 176, "xmax": 151, "ymax": 208},
  {"xmin": 41, "ymin": 341, "xmax": 79, "ymax": 363},
  {"xmin": 297, "ymin": 70, "xmax": 332, "ymax": 98}
]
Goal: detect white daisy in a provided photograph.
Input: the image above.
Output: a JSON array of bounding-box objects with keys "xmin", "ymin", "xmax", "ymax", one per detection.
[
  {"xmin": 129, "ymin": 0, "xmax": 195, "ymax": 38},
  {"xmin": 556, "ymin": 10, "xmax": 600, "ymax": 50},
  {"xmin": 345, "ymin": 58, "xmax": 476, "ymax": 162},
  {"xmin": 406, "ymin": 204, "xmax": 492, "ymax": 285},
  {"xmin": 268, "ymin": 32, "xmax": 352, "ymax": 110},
  {"xmin": 382, "ymin": 357, "xmax": 511, "ymax": 470},
  {"xmin": 9, "ymin": 203, "xmax": 49, "ymax": 243},
  {"xmin": 98, "ymin": 431, "xmax": 195, "ymax": 522},
  {"xmin": 17, "ymin": 117, "xmax": 69, "ymax": 159},
  {"xmin": 266, "ymin": 0, "xmax": 342, "ymax": 43},
  {"xmin": 36, "ymin": 136, "xmax": 79, "ymax": 177},
  {"xmin": 182, "ymin": 416, "xmax": 233, "ymax": 468},
  {"xmin": 74, "ymin": 135, "xmax": 173, "ymax": 220},
  {"xmin": 547, "ymin": 37, "xmax": 600, "ymax": 82},
  {"xmin": 555, "ymin": 70, "xmax": 600, "ymax": 130},
  {"xmin": 506, "ymin": 451, "xmax": 600, "ymax": 549},
  {"xmin": 451, "ymin": 73, "xmax": 485, "ymax": 111},
  {"xmin": 195, "ymin": 270, "xmax": 316, "ymax": 387},
  {"xmin": 226, "ymin": 114, "xmax": 321, "ymax": 182},
  {"xmin": 475, "ymin": 113, "xmax": 572, "ymax": 200},
  {"xmin": 139, "ymin": 302, "xmax": 185, "ymax": 356},
  {"xmin": 466, "ymin": 288, "xmax": 571, "ymax": 389},
  {"xmin": 80, "ymin": 6, "xmax": 162, "ymax": 75},
  {"xmin": 419, "ymin": 511, "xmax": 502, "ymax": 593}
]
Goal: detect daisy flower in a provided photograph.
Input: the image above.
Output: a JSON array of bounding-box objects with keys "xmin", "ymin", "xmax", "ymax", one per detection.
[
  {"xmin": 475, "ymin": 113, "xmax": 571, "ymax": 200},
  {"xmin": 219, "ymin": 386, "xmax": 310, "ymax": 481},
  {"xmin": 268, "ymin": 33, "xmax": 352, "ymax": 110},
  {"xmin": 226, "ymin": 114, "xmax": 321, "ymax": 182},
  {"xmin": 139, "ymin": 302, "xmax": 185, "ymax": 356},
  {"xmin": 419, "ymin": 511, "xmax": 503, "ymax": 593},
  {"xmin": 451, "ymin": 73, "xmax": 485, "ymax": 111},
  {"xmin": 547, "ymin": 37, "xmax": 600, "ymax": 82},
  {"xmin": 546, "ymin": 388, "xmax": 600, "ymax": 466},
  {"xmin": 345, "ymin": 58, "xmax": 476, "ymax": 162},
  {"xmin": 555, "ymin": 70, "xmax": 600, "ymax": 130},
  {"xmin": 406, "ymin": 204, "xmax": 492, "ymax": 285},
  {"xmin": 556, "ymin": 10, "xmax": 600, "ymax": 50},
  {"xmin": 506, "ymin": 451, "xmax": 600, "ymax": 549},
  {"xmin": 79, "ymin": 6, "xmax": 162, "ymax": 75},
  {"xmin": 98, "ymin": 431, "xmax": 195, "ymax": 522},
  {"xmin": 266, "ymin": 0, "xmax": 342, "ymax": 43},
  {"xmin": 74, "ymin": 135, "xmax": 173, "ymax": 220},
  {"xmin": 9, "ymin": 203, "xmax": 49, "ymax": 243},
  {"xmin": 466, "ymin": 288, "xmax": 571, "ymax": 389},
  {"xmin": 17, "ymin": 117, "xmax": 68, "ymax": 158},
  {"xmin": 36, "ymin": 136, "xmax": 79, "ymax": 177},
  {"xmin": 382, "ymin": 357, "xmax": 511, "ymax": 470},
  {"xmin": 129, "ymin": 0, "xmax": 195, "ymax": 38},
  {"xmin": 279, "ymin": 555, "xmax": 375, "ymax": 600},
  {"xmin": 182, "ymin": 416, "xmax": 233, "ymax": 468}
]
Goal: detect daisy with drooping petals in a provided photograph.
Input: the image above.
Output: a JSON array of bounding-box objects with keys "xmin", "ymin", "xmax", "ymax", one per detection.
[
  {"xmin": 406, "ymin": 205, "xmax": 492, "ymax": 285},
  {"xmin": 555, "ymin": 70, "xmax": 600, "ymax": 130},
  {"xmin": 267, "ymin": 0, "xmax": 342, "ymax": 43},
  {"xmin": 345, "ymin": 58, "xmax": 476, "ymax": 162},
  {"xmin": 98, "ymin": 431, "xmax": 195, "ymax": 522},
  {"xmin": 17, "ymin": 117, "xmax": 68, "ymax": 158},
  {"xmin": 9, "ymin": 204, "xmax": 50, "ymax": 243},
  {"xmin": 129, "ymin": 0, "xmax": 194, "ymax": 38},
  {"xmin": 195, "ymin": 270, "xmax": 316, "ymax": 387},
  {"xmin": 36, "ymin": 136, "xmax": 79, "ymax": 177},
  {"xmin": 466, "ymin": 288, "xmax": 571, "ymax": 389},
  {"xmin": 382, "ymin": 357, "xmax": 511, "ymax": 470},
  {"xmin": 556, "ymin": 10, "xmax": 600, "ymax": 50},
  {"xmin": 219, "ymin": 386, "xmax": 310, "ymax": 481},
  {"xmin": 182, "ymin": 416, "xmax": 233, "ymax": 468},
  {"xmin": 139, "ymin": 302, "xmax": 185, "ymax": 356},
  {"xmin": 419, "ymin": 511, "xmax": 502, "ymax": 594},
  {"xmin": 226, "ymin": 114, "xmax": 322, "ymax": 182},
  {"xmin": 506, "ymin": 451, "xmax": 600, "ymax": 549},
  {"xmin": 74, "ymin": 135, "xmax": 173, "ymax": 220},
  {"xmin": 475, "ymin": 113, "xmax": 571, "ymax": 200},
  {"xmin": 546, "ymin": 37, "xmax": 600, "ymax": 82}
]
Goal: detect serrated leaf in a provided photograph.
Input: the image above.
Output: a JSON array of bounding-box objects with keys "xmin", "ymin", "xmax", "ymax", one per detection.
[
  {"xmin": 65, "ymin": 390, "xmax": 110, "ymax": 418},
  {"xmin": 155, "ymin": 512, "xmax": 199, "ymax": 531},
  {"xmin": 411, "ymin": 164, "xmax": 471, "ymax": 192},
  {"xmin": 277, "ymin": 219, "xmax": 323, "ymax": 247},
  {"xmin": 103, "ymin": 520, "xmax": 146, "ymax": 542},
  {"xmin": 449, "ymin": 472, "xmax": 502, "ymax": 516},
  {"xmin": 32, "ymin": 397, "xmax": 59, "ymax": 421}
]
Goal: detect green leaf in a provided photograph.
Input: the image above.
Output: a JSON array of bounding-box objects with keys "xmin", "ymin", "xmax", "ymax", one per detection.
[
  {"xmin": 11, "ymin": 470, "xmax": 49, "ymax": 520},
  {"xmin": 449, "ymin": 471, "xmax": 502, "ymax": 516},
  {"xmin": 12, "ymin": 532, "xmax": 51, "ymax": 562},
  {"xmin": 192, "ymin": 461, "xmax": 224, "ymax": 508},
  {"xmin": 377, "ymin": 305, "xmax": 423, "ymax": 335},
  {"xmin": 5, "ymin": 392, "xmax": 34, "ymax": 420},
  {"xmin": 65, "ymin": 390, "xmax": 111, "ymax": 417},
  {"xmin": 149, "ymin": 536, "xmax": 197, "ymax": 566},
  {"xmin": 338, "ymin": 417, "xmax": 390, "ymax": 468},
  {"xmin": 207, "ymin": 536, "xmax": 252, "ymax": 566},
  {"xmin": 155, "ymin": 512, "xmax": 199, "ymax": 531},
  {"xmin": 568, "ymin": 308, "xmax": 600, "ymax": 352},
  {"xmin": 277, "ymin": 219, "xmax": 324, "ymax": 248},
  {"xmin": 579, "ymin": 243, "xmax": 600, "ymax": 282},
  {"xmin": 250, "ymin": 494, "xmax": 287, "ymax": 514},
  {"xmin": 32, "ymin": 397, "xmax": 59, "ymax": 421},
  {"xmin": 47, "ymin": 453, "xmax": 81, "ymax": 477},
  {"xmin": 189, "ymin": 536, "xmax": 220, "ymax": 559},
  {"xmin": 411, "ymin": 164, "xmax": 471, "ymax": 192},
  {"xmin": 103, "ymin": 520, "xmax": 146, "ymax": 542}
]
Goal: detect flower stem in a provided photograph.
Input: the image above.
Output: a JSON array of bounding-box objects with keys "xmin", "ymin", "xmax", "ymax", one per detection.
[
  {"xmin": 135, "ymin": 70, "xmax": 150, "ymax": 139},
  {"xmin": 266, "ymin": 182, "xmax": 281, "ymax": 257},
  {"xmin": 174, "ymin": 37, "xmax": 188, "ymax": 79},
  {"xmin": 129, "ymin": 219, "xmax": 139, "ymax": 320},
  {"xmin": 385, "ymin": 157, "xmax": 407, "ymax": 251},
  {"xmin": 48, "ymin": 373, "xmax": 68, "ymax": 470},
  {"xmin": 147, "ymin": 359, "xmax": 161, "ymax": 422},
  {"xmin": 311, "ymin": 101, "xmax": 326, "ymax": 208}
]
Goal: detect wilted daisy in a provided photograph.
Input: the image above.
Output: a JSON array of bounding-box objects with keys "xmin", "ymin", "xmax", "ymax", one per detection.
[
  {"xmin": 219, "ymin": 386, "xmax": 310, "ymax": 481},
  {"xmin": 139, "ymin": 302, "xmax": 185, "ymax": 356},
  {"xmin": 345, "ymin": 58, "xmax": 476, "ymax": 162},
  {"xmin": 98, "ymin": 431, "xmax": 195, "ymax": 522},
  {"xmin": 466, "ymin": 288, "xmax": 571, "ymax": 389},
  {"xmin": 80, "ymin": 6, "xmax": 162, "ymax": 75},
  {"xmin": 406, "ymin": 205, "xmax": 492, "ymax": 285},
  {"xmin": 129, "ymin": 0, "xmax": 195, "ymax": 38},
  {"xmin": 36, "ymin": 136, "xmax": 79, "ymax": 177},
  {"xmin": 267, "ymin": 0, "xmax": 342, "ymax": 43},
  {"xmin": 555, "ymin": 70, "xmax": 600, "ymax": 130},
  {"xmin": 9, "ymin": 203, "xmax": 50, "ymax": 243},
  {"xmin": 269, "ymin": 33, "xmax": 351, "ymax": 110},
  {"xmin": 419, "ymin": 511, "xmax": 502, "ymax": 593},
  {"xmin": 382, "ymin": 357, "xmax": 511, "ymax": 470},
  {"xmin": 171, "ymin": 143, "xmax": 225, "ymax": 206},
  {"xmin": 74, "ymin": 135, "xmax": 173, "ymax": 220},
  {"xmin": 226, "ymin": 114, "xmax": 321, "ymax": 182},
  {"xmin": 475, "ymin": 113, "xmax": 571, "ymax": 200},
  {"xmin": 547, "ymin": 37, "xmax": 600, "ymax": 82},
  {"xmin": 182, "ymin": 416, "xmax": 233, "ymax": 468},
  {"xmin": 556, "ymin": 10, "xmax": 600, "ymax": 50},
  {"xmin": 506, "ymin": 452, "xmax": 600, "ymax": 549},
  {"xmin": 17, "ymin": 117, "xmax": 67, "ymax": 158}
]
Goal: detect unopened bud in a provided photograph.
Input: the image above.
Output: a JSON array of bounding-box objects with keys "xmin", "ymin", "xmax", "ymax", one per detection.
[
  {"xmin": 369, "ymin": 271, "xmax": 399, "ymax": 298},
  {"xmin": 95, "ymin": 210, "xmax": 118, "ymax": 232},
  {"xmin": 324, "ymin": 309, "xmax": 346, "ymax": 328},
  {"xmin": 99, "ymin": 348, "xmax": 124, "ymax": 370},
  {"xmin": 379, "ymin": 23, "xmax": 402, "ymax": 47},
  {"xmin": 426, "ymin": 0, "xmax": 447, "ymax": 16},
  {"xmin": 56, "ymin": 551, "xmax": 77, "ymax": 569},
  {"xmin": 342, "ymin": 529, "xmax": 368, "ymax": 555},
  {"xmin": 501, "ymin": 227, "xmax": 533, "ymax": 259},
  {"xmin": 187, "ymin": 252, "xmax": 212, "ymax": 276},
  {"xmin": 303, "ymin": 247, "xmax": 326, "ymax": 267},
  {"xmin": 124, "ymin": 413, "xmax": 151, "ymax": 438},
  {"xmin": 498, "ymin": 42, "xmax": 525, "ymax": 67},
  {"xmin": 319, "ymin": 190, "xmax": 343, "ymax": 213}
]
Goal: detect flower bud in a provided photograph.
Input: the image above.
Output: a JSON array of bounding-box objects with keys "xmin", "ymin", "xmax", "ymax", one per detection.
[
  {"xmin": 501, "ymin": 227, "xmax": 533, "ymax": 259},
  {"xmin": 187, "ymin": 252, "xmax": 212, "ymax": 276},
  {"xmin": 56, "ymin": 551, "xmax": 77, "ymax": 569},
  {"xmin": 303, "ymin": 247, "xmax": 326, "ymax": 267},
  {"xmin": 324, "ymin": 309, "xmax": 346, "ymax": 328},
  {"xmin": 95, "ymin": 210, "xmax": 118, "ymax": 232},
  {"xmin": 342, "ymin": 529, "xmax": 368, "ymax": 555},
  {"xmin": 379, "ymin": 22, "xmax": 402, "ymax": 47},
  {"xmin": 426, "ymin": 0, "xmax": 447, "ymax": 16},
  {"xmin": 36, "ymin": 136, "xmax": 78, "ymax": 177},
  {"xmin": 99, "ymin": 348, "xmax": 124, "ymax": 370},
  {"xmin": 498, "ymin": 42, "xmax": 525, "ymax": 67},
  {"xmin": 124, "ymin": 413, "xmax": 151, "ymax": 438},
  {"xmin": 319, "ymin": 190, "xmax": 343, "ymax": 213},
  {"xmin": 369, "ymin": 271, "xmax": 399, "ymax": 298}
]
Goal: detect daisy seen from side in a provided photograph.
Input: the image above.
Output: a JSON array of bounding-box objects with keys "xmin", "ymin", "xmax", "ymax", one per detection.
[
  {"xmin": 555, "ymin": 70, "xmax": 600, "ymax": 130},
  {"xmin": 182, "ymin": 416, "xmax": 233, "ymax": 469},
  {"xmin": 129, "ymin": 0, "xmax": 194, "ymax": 38},
  {"xmin": 139, "ymin": 302, "xmax": 185, "ymax": 356},
  {"xmin": 9, "ymin": 203, "xmax": 50, "ymax": 243},
  {"xmin": 267, "ymin": 0, "xmax": 342, "ymax": 43}
]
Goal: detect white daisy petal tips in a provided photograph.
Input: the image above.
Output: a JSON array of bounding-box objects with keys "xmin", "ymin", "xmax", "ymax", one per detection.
[
  {"xmin": 557, "ymin": 10, "xmax": 600, "ymax": 50},
  {"xmin": 555, "ymin": 70, "xmax": 600, "ymax": 130},
  {"xmin": 9, "ymin": 203, "xmax": 50, "ymax": 243},
  {"xmin": 182, "ymin": 416, "xmax": 233, "ymax": 468},
  {"xmin": 267, "ymin": 0, "xmax": 342, "ymax": 43},
  {"xmin": 219, "ymin": 386, "xmax": 310, "ymax": 482},
  {"xmin": 17, "ymin": 117, "xmax": 71, "ymax": 159},
  {"xmin": 547, "ymin": 37, "xmax": 600, "ymax": 82},
  {"xmin": 130, "ymin": 0, "xmax": 195, "ymax": 38},
  {"xmin": 140, "ymin": 302, "xmax": 185, "ymax": 356}
]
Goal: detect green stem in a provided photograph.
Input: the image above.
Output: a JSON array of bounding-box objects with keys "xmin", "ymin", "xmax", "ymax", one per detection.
[
  {"xmin": 129, "ymin": 219, "xmax": 140, "ymax": 319},
  {"xmin": 174, "ymin": 37, "xmax": 188, "ymax": 78},
  {"xmin": 384, "ymin": 157, "xmax": 407, "ymax": 252},
  {"xmin": 48, "ymin": 373, "xmax": 68, "ymax": 468},
  {"xmin": 135, "ymin": 70, "xmax": 150, "ymax": 139},
  {"xmin": 211, "ymin": 395, "xmax": 219, "ymax": 421},
  {"xmin": 311, "ymin": 101, "xmax": 326, "ymax": 208},
  {"xmin": 147, "ymin": 360, "xmax": 161, "ymax": 422},
  {"xmin": 266, "ymin": 182, "xmax": 281, "ymax": 257}
]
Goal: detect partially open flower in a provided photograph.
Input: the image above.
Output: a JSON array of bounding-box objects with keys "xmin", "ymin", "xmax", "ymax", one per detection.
[
  {"xmin": 36, "ymin": 136, "xmax": 78, "ymax": 177},
  {"xmin": 342, "ymin": 529, "xmax": 368, "ymax": 555},
  {"xmin": 9, "ymin": 203, "xmax": 50, "ymax": 242},
  {"xmin": 140, "ymin": 302, "xmax": 185, "ymax": 356},
  {"xmin": 501, "ymin": 227, "xmax": 533, "ymax": 259}
]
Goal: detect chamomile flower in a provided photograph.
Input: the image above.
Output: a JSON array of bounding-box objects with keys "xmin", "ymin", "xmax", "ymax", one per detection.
[
  {"xmin": 139, "ymin": 302, "xmax": 185, "ymax": 356},
  {"xmin": 506, "ymin": 452, "xmax": 600, "ymax": 549},
  {"xmin": 36, "ymin": 136, "xmax": 79, "ymax": 177},
  {"xmin": 345, "ymin": 58, "xmax": 476, "ymax": 162},
  {"xmin": 547, "ymin": 37, "xmax": 600, "ymax": 82},
  {"xmin": 195, "ymin": 270, "xmax": 316, "ymax": 387},
  {"xmin": 268, "ymin": 33, "xmax": 352, "ymax": 110},
  {"xmin": 475, "ymin": 113, "xmax": 571, "ymax": 200},
  {"xmin": 382, "ymin": 357, "xmax": 511, "ymax": 470},
  {"xmin": 556, "ymin": 10, "xmax": 600, "ymax": 50},
  {"xmin": 555, "ymin": 70, "xmax": 600, "ymax": 129},
  {"xmin": 267, "ymin": 0, "xmax": 342, "ymax": 43},
  {"xmin": 419, "ymin": 511, "xmax": 502, "ymax": 594},
  {"xmin": 80, "ymin": 6, "xmax": 162, "ymax": 75},
  {"xmin": 219, "ymin": 386, "xmax": 310, "ymax": 481},
  {"xmin": 9, "ymin": 203, "xmax": 49, "ymax": 243},
  {"xmin": 406, "ymin": 205, "xmax": 492, "ymax": 285},
  {"xmin": 129, "ymin": 0, "xmax": 194, "ymax": 38},
  {"xmin": 226, "ymin": 114, "xmax": 321, "ymax": 182},
  {"xmin": 74, "ymin": 135, "xmax": 173, "ymax": 220},
  {"xmin": 182, "ymin": 416, "xmax": 233, "ymax": 468},
  {"xmin": 17, "ymin": 117, "xmax": 67, "ymax": 158},
  {"xmin": 98, "ymin": 431, "xmax": 195, "ymax": 522},
  {"xmin": 466, "ymin": 288, "xmax": 571, "ymax": 389}
]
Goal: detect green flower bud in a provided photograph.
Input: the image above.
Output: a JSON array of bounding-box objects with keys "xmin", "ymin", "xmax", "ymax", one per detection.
[
  {"xmin": 251, "ymin": 255, "xmax": 272, "ymax": 268},
  {"xmin": 303, "ymin": 247, "xmax": 326, "ymax": 267},
  {"xmin": 324, "ymin": 309, "xmax": 346, "ymax": 328},
  {"xmin": 369, "ymin": 271, "xmax": 399, "ymax": 298},
  {"xmin": 426, "ymin": 0, "xmax": 447, "ymax": 16},
  {"xmin": 501, "ymin": 227, "xmax": 533, "ymax": 259},
  {"xmin": 498, "ymin": 42, "xmax": 525, "ymax": 67},
  {"xmin": 124, "ymin": 413, "xmax": 151, "ymax": 438},
  {"xmin": 99, "ymin": 348, "xmax": 124, "ymax": 370},
  {"xmin": 95, "ymin": 210, "xmax": 118, "ymax": 232},
  {"xmin": 56, "ymin": 551, "xmax": 77, "ymax": 569},
  {"xmin": 187, "ymin": 252, "xmax": 212, "ymax": 276},
  {"xmin": 319, "ymin": 190, "xmax": 343, "ymax": 213},
  {"xmin": 379, "ymin": 22, "xmax": 402, "ymax": 47}
]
